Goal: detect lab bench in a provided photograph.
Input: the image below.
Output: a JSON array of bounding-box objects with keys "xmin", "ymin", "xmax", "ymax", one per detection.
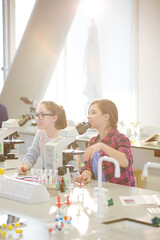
[{"xmin": 0, "ymin": 169, "xmax": 160, "ymax": 239}]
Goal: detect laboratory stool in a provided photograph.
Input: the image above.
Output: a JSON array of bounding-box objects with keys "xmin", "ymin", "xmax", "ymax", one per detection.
[{"xmin": 133, "ymin": 169, "xmax": 142, "ymax": 188}]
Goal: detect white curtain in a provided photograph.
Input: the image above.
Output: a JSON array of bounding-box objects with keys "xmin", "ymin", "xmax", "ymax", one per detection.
[{"xmin": 83, "ymin": 19, "xmax": 102, "ymax": 106}]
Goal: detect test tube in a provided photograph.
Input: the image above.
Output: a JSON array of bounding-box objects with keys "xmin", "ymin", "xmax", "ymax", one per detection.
[
  {"xmin": 49, "ymin": 169, "xmax": 52, "ymax": 185},
  {"xmin": 44, "ymin": 169, "xmax": 48, "ymax": 184},
  {"xmin": 31, "ymin": 168, "xmax": 34, "ymax": 182},
  {"xmin": 40, "ymin": 169, "xmax": 43, "ymax": 183},
  {"xmin": 53, "ymin": 170, "xmax": 58, "ymax": 182},
  {"xmin": 66, "ymin": 168, "xmax": 72, "ymax": 189},
  {"xmin": 37, "ymin": 169, "xmax": 41, "ymax": 183}
]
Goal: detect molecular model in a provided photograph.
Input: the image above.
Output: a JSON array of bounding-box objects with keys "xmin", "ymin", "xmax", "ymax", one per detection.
[
  {"xmin": 47, "ymin": 195, "xmax": 72, "ymax": 233},
  {"xmin": 0, "ymin": 222, "xmax": 23, "ymax": 237}
]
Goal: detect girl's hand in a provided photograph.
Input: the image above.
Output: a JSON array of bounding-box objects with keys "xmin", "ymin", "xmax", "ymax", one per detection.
[
  {"xmin": 18, "ymin": 163, "xmax": 30, "ymax": 175},
  {"xmin": 83, "ymin": 143, "xmax": 102, "ymax": 161},
  {"xmin": 76, "ymin": 170, "xmax": 92, "ymax": 184}
]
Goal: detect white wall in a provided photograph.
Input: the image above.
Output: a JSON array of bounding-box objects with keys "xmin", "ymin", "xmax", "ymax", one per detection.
[
  {"xmin": 138, "ymin": 0, "xmax": 160, "ymax": 127},
  {"xmin": 100, "ymin": 0, "xmax": 134, "ymax": 123}
]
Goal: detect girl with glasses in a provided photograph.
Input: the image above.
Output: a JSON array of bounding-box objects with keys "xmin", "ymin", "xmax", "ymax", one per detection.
[{"xmin": 18, "ymin": 101, "xmax": 67, "ymax": 174}]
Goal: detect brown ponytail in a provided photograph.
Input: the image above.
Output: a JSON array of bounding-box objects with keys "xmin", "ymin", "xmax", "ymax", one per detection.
[
  {"xmin": 40, "ymin": 101, "xmax": 67, "ymax": 130},
  {"xmin": 55, "ymin": 105, "xmax": 68, "ymax": 130}
]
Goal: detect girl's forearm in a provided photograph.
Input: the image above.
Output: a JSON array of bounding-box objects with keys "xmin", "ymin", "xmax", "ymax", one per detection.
[{"xmin": 100, "ymin": 143, "xmax": 129, "ymax": 168}]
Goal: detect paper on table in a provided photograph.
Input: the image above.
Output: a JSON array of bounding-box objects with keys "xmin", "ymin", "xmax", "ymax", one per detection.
[{"xmin": 119, "ymin": 195, "xmax": 160, "ymax": 206}]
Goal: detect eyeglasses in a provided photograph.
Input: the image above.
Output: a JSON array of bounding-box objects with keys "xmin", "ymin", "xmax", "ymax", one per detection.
[{"xmin": 35, "ymin": 113, "xmax": 54, "ymax": 120}]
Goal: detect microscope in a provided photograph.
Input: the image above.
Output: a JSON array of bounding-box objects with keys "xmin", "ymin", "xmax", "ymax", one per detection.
[
  {"xmin": 20, "ymin": 97, "xmax": 37, "ymax": 126},
  {"xmin": 45, "ymin": 122, "xmax": 91, "ymax": 175},
  {"xmin": 0, "ymin": 115, "xmax": 31, "ymax": 166}
]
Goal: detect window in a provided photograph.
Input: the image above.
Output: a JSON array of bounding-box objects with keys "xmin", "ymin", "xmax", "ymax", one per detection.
[
  {"xmin": 15, "ymin": 0, "xmax": 36, "ymax": 48},
  {"xmin": 3, "ymin": 0, "xmax": 136, "ymax": 125},
  {"xmin": 44, "ymin": 0, "xmax": 135, "ymax": 124},
  {"xmin": 0, "ymin": 0, "xmax": 35, "ymax": 93}
]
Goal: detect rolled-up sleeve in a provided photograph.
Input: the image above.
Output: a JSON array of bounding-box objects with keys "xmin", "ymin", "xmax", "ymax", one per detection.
[{"xmin": 116, "ymin": 136, "xmax": 133, "ymax": 166}]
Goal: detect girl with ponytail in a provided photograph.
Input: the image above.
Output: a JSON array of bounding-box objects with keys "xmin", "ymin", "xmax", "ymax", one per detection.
[{"xmin": 77, "ymin": 99, "xmax": 135, "ymax": 187}]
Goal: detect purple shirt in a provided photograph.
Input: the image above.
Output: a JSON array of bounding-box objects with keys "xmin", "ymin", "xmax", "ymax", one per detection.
[
  {"xmin": 92, "ymin": 150, "xmax": 106, "ymax": 181},
  {"xmin": 0, "ymin": 104, "xmax": 8, "ymax": 128}
]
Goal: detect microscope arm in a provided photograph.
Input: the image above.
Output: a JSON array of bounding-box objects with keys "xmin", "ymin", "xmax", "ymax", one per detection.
[
  {"xmin": 0, "ymin": 120, "xmax": 19, "ymax": 155},
  {"xmin": 0, "ymin": 115, "xmax": 31, "ymax": 155}
]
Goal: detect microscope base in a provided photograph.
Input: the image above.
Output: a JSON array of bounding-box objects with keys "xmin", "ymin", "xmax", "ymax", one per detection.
[{"xmin": 0, "ymin": 159, "xmax": 20, "ymax": 169}]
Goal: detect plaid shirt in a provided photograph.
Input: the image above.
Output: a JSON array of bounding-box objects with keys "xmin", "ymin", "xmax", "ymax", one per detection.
[{"xmin": 80, "ymin": 129, "xmax": 135, "ymax": 187}]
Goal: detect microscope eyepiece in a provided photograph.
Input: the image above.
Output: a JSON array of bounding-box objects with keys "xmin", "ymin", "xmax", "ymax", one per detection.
[
  {"xmin": 17, "ymin": 114, "xmax": 31, "ymax": 126},
  {"xmin": 76, "ymin": 122, "xmax": 91, "ymax": 135}
]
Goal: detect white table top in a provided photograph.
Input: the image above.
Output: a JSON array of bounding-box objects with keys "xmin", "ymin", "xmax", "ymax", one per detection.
[{"xmin": 0, "ymin": 170, "xmax": 160, "ymax": 239}]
